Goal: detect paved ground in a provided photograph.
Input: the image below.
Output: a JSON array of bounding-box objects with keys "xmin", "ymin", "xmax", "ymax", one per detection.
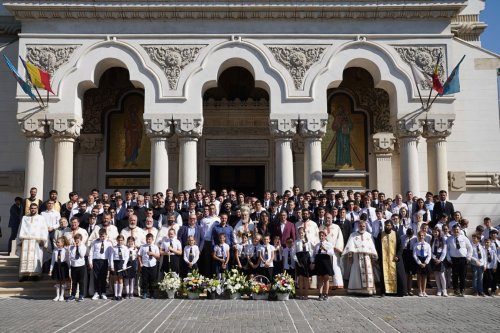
[{"xmin": 0, "ymin": 295, "xmax": 499, "ymax": 332}]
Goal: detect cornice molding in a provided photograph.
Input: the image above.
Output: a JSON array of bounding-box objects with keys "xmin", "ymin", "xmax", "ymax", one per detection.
[{"xmin": 4, "ymin": 1, "xmax": 467, "ymax": 21}]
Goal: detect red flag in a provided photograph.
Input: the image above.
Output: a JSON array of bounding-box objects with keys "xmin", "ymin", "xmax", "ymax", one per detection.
[{"xmin": 431, "ymin": 54, "xmax": 443, "ymax": 94}]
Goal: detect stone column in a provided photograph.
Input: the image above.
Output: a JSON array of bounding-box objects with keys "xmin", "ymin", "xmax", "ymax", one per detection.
[
  {"xmin": 76, "ymin": 134, "xmax": 103, "ymax": 195},
  {"xmin": 270, "ymin": 117, "xmax": 298, "ymax": 194},
  {"xmin": 299, "ymin": 117, "xmax": 327, "ymax": 191},
  {"xmin": 174, "ymin": 117, "xmax": 203, "ymax": 191},
  {"xmin": 292, "ymin": 138, "xmax": 305, "ymax": 191},
  {"xmin": 422, "ymin": 116, "xmax": 455, "ymax": 194},
  {"xmin": 20, "ymin": 118, "xmax": 48, "ymax": 198},
  {"xmin": 144, "ymin": 117, "xmax": 173, "ymax": 194},
  {"xmin": 372, "ymin": 133, "xmax": 396, "ymax": 196},
  {"xmin": 48, "ymin": 117, "xmax": 82, "ymax": 198},
  {"xmin": 397, "ymin": 119, "xmax": 422, "ymax": 195}
]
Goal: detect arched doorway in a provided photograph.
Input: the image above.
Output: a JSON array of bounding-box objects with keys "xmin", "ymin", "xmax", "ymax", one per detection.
[
  {"xmin": 201, "ymin": 66, "xmax": 270, "ymax": 196},
  {"xmin": 323, "ymin": 67, "xmax": 391, "ymax": 190},
  {"xmin": 76, "ymin": 67, "xmax": 149, "ymax": 194}
]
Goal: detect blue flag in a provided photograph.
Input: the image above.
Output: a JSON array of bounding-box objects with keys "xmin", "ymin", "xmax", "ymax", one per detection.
[
  {"xmin": 2, "ymin": 54, "xmax": 37, "ymax": 101},
  {"xmin": 442, "ymin": 55, "xmax": 465, "ymax": 95}
]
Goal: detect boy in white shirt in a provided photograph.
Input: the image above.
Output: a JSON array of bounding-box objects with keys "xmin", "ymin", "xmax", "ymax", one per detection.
[{"xmin": 138, "ymin": 233, "xmax": 160, "ymax": 299}]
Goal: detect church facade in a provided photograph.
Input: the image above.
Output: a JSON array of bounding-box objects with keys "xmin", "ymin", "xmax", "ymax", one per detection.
[{"xmin": 0, "ymin": 1, "xmax": 499, "ymax": 249}]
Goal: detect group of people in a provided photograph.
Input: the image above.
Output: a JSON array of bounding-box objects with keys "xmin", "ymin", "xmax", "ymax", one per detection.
[{"xmin": 9, "ymin": 184, "xmax": 500, "ymax": 301}]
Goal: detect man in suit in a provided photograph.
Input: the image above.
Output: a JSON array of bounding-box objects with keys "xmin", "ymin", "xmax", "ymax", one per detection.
[
  {"xmin": 274, "ymin": 211, "xmax": 297, "ymax": 245},
  {"xmin": 432, "ymin": 190, "xmax": 455, "ymax": 226},
  {"xmin": 284, "ymin": 200, "xmax": 298, "ymax": 224},
  {"xmin": 178, "ymin": 213, "xmax": 205, "ymax": 249},
  {"xmin": 404, "ymin": 191, "xmax": 418, "ymax": 221},
  {"xmin": 262, "ymin": 190, "xmax": 274, "ymax": 211},
  {"xmin": 133, "ymin": 195, "xmax": 148, "ymax": 228},
  {"xmin": 334, "ymin": 207, "xmax": 352, "ymax": 246}
]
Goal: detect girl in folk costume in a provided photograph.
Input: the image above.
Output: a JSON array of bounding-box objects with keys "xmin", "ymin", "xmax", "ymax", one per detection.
[
  {"xmin": 124, "ymin": 236, "xmax": 138, "ymax": 299},
  {"xmin": 160, "ymin": 228, "xmax": 183, "ymax": 275},
  {"xmin": 294, "ymin": 227, "xmax": 313, "ymax": 299},
  {"xmin": 235, "ymin": 233, "xmax": 251, "ymax": 275},
  {"xmin": 401, "ymin": 228, "xmax": 418, "ymax": 296},
  {"xmin": 49, "ymin": 236, "xmax": 70, "ymax": 301},
  {"xmin": 311, "ymin": 230, "xmax": 335, "ymax": 300},
  {"xmin": 413, "ymin": 231, "xmax": 432, "ymax": 297},
  {"xmin": 272, "ymin": 235, "xmax": 283, "ymax": 277},
  {"xmin": 109, "ymin": 235, "xmax": 130, "ymax": 300},
  {"xmin": 67, "ymin": 233, "xmax": 87, "ymax": 302},
  {"xmin": 430, "ymin": 227, "xmax": 448, "ymax": 297},
  {"xmin": 183, "ymin": 235, "xmax": 200, "ymax": 275}
]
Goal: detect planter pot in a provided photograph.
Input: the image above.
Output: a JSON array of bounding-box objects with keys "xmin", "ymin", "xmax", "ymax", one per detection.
[
  {"xmin": 187, "ymin": 292, "xmax": 201, "ymax": 300},
  {"xmin": 207, "ymin": 291, "xmax": 218, "ymax": 299},
  {"xmin": 227, "ymin": 292, "xmax": 241, "ymax": 300},
  {"xmin": 276, "ymin": 293, "xmax": 290, "ymax": 301},
  {"xmin": 166, "ymin": 289, "xmax": 176, "ymax": 299},
  {"xmin": 252, "ymin": 293, "xmax": 269, "ymax": 300}
]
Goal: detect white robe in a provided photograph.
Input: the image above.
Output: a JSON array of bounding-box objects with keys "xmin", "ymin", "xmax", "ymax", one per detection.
[
  {"xmin": 17, "ymin": 215, "xmax": 48, "ymax": 277},
  {"xmin": 342, "ymin": 231, "xmax": 378, "ymax": 295}
]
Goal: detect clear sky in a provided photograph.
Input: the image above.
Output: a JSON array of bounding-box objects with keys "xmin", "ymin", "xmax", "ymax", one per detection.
[{"xmin": 480, "ymin": 0, "xmax": 500, "ymax": 55}]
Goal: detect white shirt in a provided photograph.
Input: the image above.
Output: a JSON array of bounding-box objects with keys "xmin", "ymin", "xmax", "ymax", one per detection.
[
  {"xmin": 50, "ymin": 247, "xmax": 70, "ymax": 271},
  {"xmin": 160, "ymin": 238, "xmax": 182, "ymax": 255},
  {"xmin": 63, "ymin": 228, "xmax": 89, "ymax": 247},
  {"xmin": 430, "ymin": 239, "xmax": 447, "ymax": 261},
  {"xmin": 121, "ymin": 227, "xmax": 146, "ymax": 247},
  {"xmin": 370, "ymin": 219, "xmax": 384, "ymax": 239},
  {"xmin": 258, "ymin": 244, "xmax": 275, "ymax": 267},
  {"xmin": 41, "ymin": 210, "xmax": 61, "ymax": 230},
  {"xmin": 282, "ymin": 247, "xmax": 296, "ymax": 269},
  {"xmin": 413, "ymin": 242, "xmax": 432, "ymax": 265},
  {"xmin": 138, "ymin": 244, "xmax": 160, "ymax": 267},
  {"xmin": 295, "ymin": 220, "xmax": 319, "ymax": 246},
  {"xmin": 88, "ymin": 239, "xmax": 113, "ymax": 261},
  {"xmin": 200, "ymin": 216, "xmax": 221, "ymax": 241},
  {"xmin": 183, "ymin": 245, "xmax": 200, "ymax": 265},
  {"xmin": 213, "ymin": 243, "xmax": 230, "ymax": 260},
  {"xmin": 109, "ymin": 245, "xmax": 131, "ymax": 270},
  {"xmin": 485, "ymin": 245, "xmax": 498, "ymax": 270},
  {"xmin": 68, "ymin": 244, "xmax": 87, "ymax": 267},
  {"xmin": 311, "ymin": 241, "xmax": 334, "ymax": 263},
  {"xmin": 446, "ymin": 235, "xmax": 472, "ymax": 261},
  {"xmin": 471, "ymin": 243, "xmax": 486, "ymax": 267}
]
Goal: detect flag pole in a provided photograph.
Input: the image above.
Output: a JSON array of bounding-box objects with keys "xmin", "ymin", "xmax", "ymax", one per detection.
[
  {"xmin": 428, "ymin": 93, "xmax": 440, "ymax": 110},
  {"xmin": 425, "ymin": 53, "xmax": 441, "ymax": 110},
  {"xmin": 415, "ymin": 81, "xmax": 424, "ymax": 109},
  {"xmin": 33, "ymin": 86, "xmax": 45, "ymax": 108}
]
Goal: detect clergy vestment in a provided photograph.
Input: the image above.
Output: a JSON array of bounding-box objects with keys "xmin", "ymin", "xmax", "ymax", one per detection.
[
  {"xmin": 17, "ymin": 214, "xmax": 48, "ymax": 278},
  {"xmin": 375, "ymin": 231, "xmax": 406, "ymax": 296},
  {"xmin": 342, "ymin": 231, "xmax": 378, "ymax": 295}
]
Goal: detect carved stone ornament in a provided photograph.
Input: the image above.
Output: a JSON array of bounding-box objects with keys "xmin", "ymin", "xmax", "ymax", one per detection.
[
  {"xmin": 173, "ymin": 117, "xmax": 203, "ymax": 137},
  {"xmin": 422, "ymin": 115, "xmax": 455, "ymax": 139},
  {"xmin": 143, "ymin": 118, "xmax": 173, "ymax": 137},
  {"xmin": 372, "ymin": 132, "xmax": 396, "ymax": 154},
  {"xmin": 78, "ymin": 134, "xmax": 104, "ymax": 154},
  {"xmin": 299, "ymin": 117, "xmax": 328, "ymax": 138},
  {"xmin": 397, "ymin": 117, "xmax": 422, "ymax": 138},
  {"xmin": 267, "ymin": 45, "xmax": 327, "ymax": 90},
  {"xmin": 26, "ymin": 45, "xmax": 79, "ymax": 75},
  {"xmin": 47, "ymin": 117, "xmax": 82, "ymax": 138},
  {"xmin": 18, "ymin": 117, "xmax": 48, "ymax": 138},
  {"xmin": 142, "ymin": 45, "xmax": 206, "ymax": 90},
  {"xmin": 269, "ymin": 118, "xmax": 298, "ymax": 137},
  {"xmin": 292, "ymin": 137, "xmax": 304, "ymax": 154},
  {"xmin": 393, "ymin": 45, "xmax": 446, "ymax": 90},
  {"xmin": 449, "ymin": 171, "xmax": 466, "ymax": 192}
]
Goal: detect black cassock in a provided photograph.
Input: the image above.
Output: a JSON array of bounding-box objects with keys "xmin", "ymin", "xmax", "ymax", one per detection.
[{"xmin": 375, "ymin": 231, "xmax": 407, "ymax": 296}]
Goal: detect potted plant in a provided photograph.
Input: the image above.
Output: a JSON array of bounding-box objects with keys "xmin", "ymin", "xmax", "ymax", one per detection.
[
  {"xmin": 182, "ymin": 269, "xmax": 207, "ymax": 300},
  {"xmin": 250, "ymin": 279, "xmax": 271, "ymax": 300},
  {"xmin": 206, "ymin": 277, "xmax": 223, "ymax": 299},
  {"xmin": 158, "ymin": 271, "xmax": 181, "ymax": 299},
  {"xmin": 223, "ymin": 269, "xmax": 248, "ymax": 299},
  {"xmin": 272, "ymin": 272, "xmax": 295, "ymax": 301}
]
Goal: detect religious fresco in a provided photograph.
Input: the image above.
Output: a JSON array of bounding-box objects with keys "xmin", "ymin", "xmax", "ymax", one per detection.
[
  {"xmin": 322, "ymin": 93, "xmax": 367, "ymax": 172},
  {"xmin": 106, "ymin": 93, "xmax": 151, "ymax": 172}
]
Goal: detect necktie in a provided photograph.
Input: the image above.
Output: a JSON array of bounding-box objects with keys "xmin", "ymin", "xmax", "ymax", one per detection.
[
  {"xmin": 302, "ymin": 240, "xmax": 306, "ymax": 252},
  {"xmin": 406, "ymin": 239, "xmax": 410, "ymax": 251},
  {"xmin": 189, "ymin": 247, "xmax": 194, "ymax": 262},
  {"xmin": 253, "ymin": 246, "xmax": 257, "ymax": 258},
  {"xmin": 441, "ymin": 202, "xmax": 445, "ymax": 208},
  {"xmin": 487, "ymin": 249, "xmax": 492, "ymax": 263},
  {"xmin": 75, "ymin": 246, "xmax": 80, "ymax": 260},
  {"xmin": 148, "ymin": 246, "xmax": 152, "ymax": 260},
  {"xmin": 433, "ymin": 242, "xmax": 438, "ymax": 256},
  {"xmin": 477, "ymin": 245, "xmax": 482, "ymax": 260},
  {"xmin": 118, "ymin": 246, "xmax": 123, "ymax": 260},
  {"xmin": 287, "ymin": 250, "xmax": 292, "ymax": 266},
  {"xmin": 455, "ymin": 237, "xmax": 461, "ymax": 250},
  {"xmin": 350, "ymin": 212, "xmax": 354, "ymax": 221},
  {"xmin": 57, "ymin": 249, "xmax": 61, "ymax": 263},
  {"xmin": 129, "ymin": 250, "xmax": 133, "ymax": 258},
  {"xmin": 100, "ymin": 241, "xmax": 104, "ymax": 254},
  {"xmin": 319, "ymin": 242, "xmax": 323, "ymax": 254},
  {"xmin": 420, "ymin": 243, "xmax": 424, "ymax": 257},
  {"xmin": 264, "ymin": 246, "xmax": 268, "ymax": 260}
]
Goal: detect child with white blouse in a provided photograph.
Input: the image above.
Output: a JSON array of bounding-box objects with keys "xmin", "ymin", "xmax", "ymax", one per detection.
[
  {"xmin": 124, "ymin": 236, "xmax": 138, "ymax": 299},
  {"xmin": 212, "ymin": 233, "xmax": 230, "ymax": 280},
  {"xmin": 160, "ymin": 228, "xmax": 182, "ymax": 275},
  {"xmin": 49, "ymin": 236, "xmax": 70, "ymax": 301},
  {"xmin": 109, "ymin": 235, "xmax": 130, "ymax": 300},
  {"xmin": 138, "ymin": 233, "xmax": 160, "ymax": 299},
  {"xmin": 294, "ymin": 227, "xmax": 313, "ymax": 300},
  {"xmin": 183, "ymin": 235, "xmax": 200, "ymax": 274},
  {"xmin": 413, "ymin": 231, "xmax": 432, "ymax": 297},
  {"xmin": 258, "ymin": 234, "xmax": 275, "ymax": 281}
]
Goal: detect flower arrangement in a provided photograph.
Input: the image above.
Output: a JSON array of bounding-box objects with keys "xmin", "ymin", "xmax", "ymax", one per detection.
[
  {"xmin": 182, "ymin": 269, "xmax": 207, "ymax": 294},
  {"xmin": 158, "ymin": 271, "xmax": 181, "ymax": 292},
  {"xmin": 223, "ymin": 268, "xmax": 249, "ymax": 294},
  {"xmin": 250, "ymin": 280, "xmax": 271, "ymax": 295},
  {"xmin": 272, "ymin": 272, "xmax": 295, "ymax": 294},
  {"xmin": 206, "ymin": 277, "xmax": 223, "ymax": 295}
]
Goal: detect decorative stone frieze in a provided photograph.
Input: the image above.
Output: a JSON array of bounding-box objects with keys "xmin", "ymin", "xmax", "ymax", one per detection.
[
  {"xmin": 143, "ymin": 117, "xmax": 174, "ymax": 137},
  {"xmin": 421, "ymin": 115, "xmax": 455, "ymax": 139},
  {"xmin": 298, "ymin": 117, "xmax": 328, "ymax": 138},
  {"xmin": 46, "ymin": 117, "xmax": 82, "ymax": 138},
  {"xmin": 393, "ymin": 45, "xmax": 447, "ymax": 90},
  {"xmin": 269, "ymin": 117, "xmax": 298, "ymax": 137},
  {"xmin": 267, "ymin": 45, "xmax": 327, "ymax": 89},
  {"xmin": 142, "ymin": 45, "xmax": 206, "ymax": 90},
  {"xmin": 396, "ymin": 117, "xmax": 422, "ymax": 138},
  {"xmin": 372, "ymin": 132, "xmax": 396, "ymax": 154},
  {"xmin": 173, "ymin": 117, "xmax": 203, "ymax": 137},
  {"xmin": 449, "ymin": 172, "xmax": 500, "ymax": 192},
  {"xmin": 26, "ymin": 45, "xmax": 79, "ymax": 75},
  {"xmin": 18, "ymin": 117, "xmax": 48, "ymax": 138}
]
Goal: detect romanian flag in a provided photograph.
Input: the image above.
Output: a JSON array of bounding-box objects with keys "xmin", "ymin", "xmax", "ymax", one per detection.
[
  {"xmin": 442, "ymin": 55, "xmax": 465, "ymax": 95},
  {"xmin": 431, "ymin": 54, "xmax": 444, "ymax": 95},
  {"xmin": 19, "ymin": 56, "xmax": 54, "ymax": 94},
  {"xmin": 2, "ymin": 54, "xmax": 37, "ymax": 101}
]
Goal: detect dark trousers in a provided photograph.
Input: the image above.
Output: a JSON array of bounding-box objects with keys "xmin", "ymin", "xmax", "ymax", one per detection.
[
  {"xmin": 259, "ymin": 267, "xmax": 274, "ymax": 281},
  {"xmin": 71, "ymin": 265, "xmax": 86, "ymax": 297},
  {"xmin": 483, "ymin": 268, "xmax": 497, "ymax": 293},
  {"xmin": 199, "ymin": 242, "xmax": 213, "ymax": 277},
  {"xmin": 141, "ymin": 266, "xmax": 157, "ymax": 295},
  {"xmin": 92, "ymin": 259, "xmax": 108, "ymax": 295},
  {"xmin": 451, "ymin": 257, "xmax": 467, "ymax": 291},
  {"xmin": 8, "ymin": 226, "xmax": 19, "ymax": 254}
]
